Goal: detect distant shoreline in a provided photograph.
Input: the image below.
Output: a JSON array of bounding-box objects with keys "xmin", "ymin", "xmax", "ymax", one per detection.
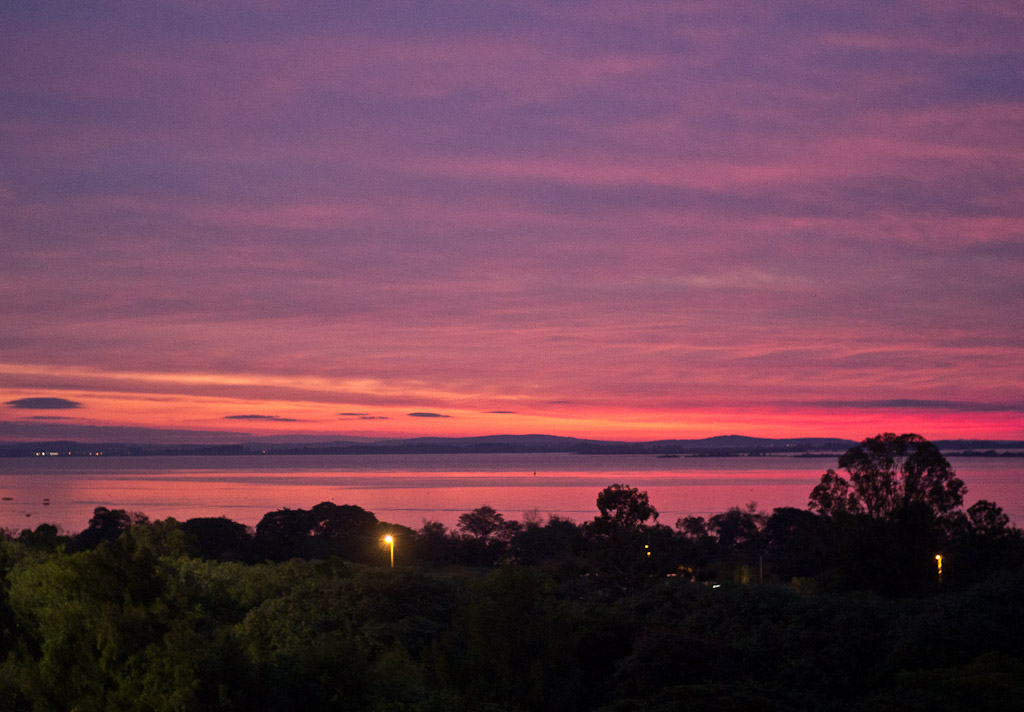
[{"xmin": 1, "ymin": 434, "xmax": 1022, "ymax": 459}]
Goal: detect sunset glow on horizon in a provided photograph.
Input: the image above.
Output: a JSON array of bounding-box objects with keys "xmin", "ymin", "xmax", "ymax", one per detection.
[{"xmin": 2, "ymin": 2, "xmax": 1022, "ymax": 444}]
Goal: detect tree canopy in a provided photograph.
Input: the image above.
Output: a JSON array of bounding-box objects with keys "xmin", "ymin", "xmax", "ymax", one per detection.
[
  {"xmin": 594, "ymin": 483, "xmax": 659, "ymax": 530},
  {"xmin": 0, "ymin": 446, "xmax": 1021, "ymax": 712},
  {"xmin": 809, "ymin": 433, "xmax": 967, "ymax": 523}
]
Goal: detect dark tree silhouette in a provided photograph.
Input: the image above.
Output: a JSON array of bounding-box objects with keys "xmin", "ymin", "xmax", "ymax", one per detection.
[
  {"xmin": 809, "ymin": 433, "xmax": 966, "ymax": 525},
  {"xmin": 17, "ymin": 523, "xmax": 69, "ymax": 553},
  {"xmin": 585, "ymin": 485, "xmax": 668, "ymax": 592},
  {"xmin": 180, "ymin": 517, "xmax": 254, "ymax": 561},
  {"xmin": 708, "ymin": 503, "xmax": 765, "ymax": 551},
  {"xmin": 254, "ymin": 507, "xmax": 314, "ymax": 560},
  {"xmin": 509, "ymin": 515, "xmax": 580, "ymax": 567},
  {"xmin": 967, "ymin": 500, "xmax": 1012, "ymax": 539},
  {"xmin": 72, "ymin": 507, "xmax": 148, "ymax": 551},
  {"xmin": 807, "ymin": 434, "xmax": 974, "ymax": 592},
  {"xmin": 806, "ymin": 469, "xmax": 857, "ymax": 516},
  {"xmin": 307, "ymin": 502, "xmax": 380, "ymax": 560},
  {"xmin": 764, "ymin": 506, "xmax": 835, "ymax": 580},
  {"xmin": 594, "ymin": 484, "xmax": 658, "ymax": 530},
  {"xmin": 675, "ymin": 515, "xmax": 711, "ymax": 542},
  {"xmin": 455, "ymin": 506, "xmax": 521, "ymax": 565},
  {"xmin": 253, "ymin": 502, "xmax": 387, "ymax": 561},
  {"xmin": 414, "ymin": 520, "xmax": 453, "ymax": 563},
  {"xmin": 310, "ymin": 502, "xmax": 378, "ymax": 540},
  {"xmin": 456, "ymin": 505, "xmax": 510, "ymax": 540}
]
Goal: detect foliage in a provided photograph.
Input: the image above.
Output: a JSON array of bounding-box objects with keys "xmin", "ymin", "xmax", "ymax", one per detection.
[
  {"xmin": 583, "ymin": 486, "xmax": 674, "ymax": 595},
  {"xmin": 509, "ymin": 515, "xmax": 580, "ymax": 570},
  {"xmin": 801, "ymin": 433, "xmax": 1012, "ymax": 593},
  {"xmin": 180, "ymin": 517, "xmax": 254, "ymax": 562},
  {"xmin": 593, "ymin": 484, "xmax": 659, "ymax": 530},
  {"xmin": 3, "ymin": 538, "xmax": 1020, "ymax": 711},
  {"xmin": 1, "ymin": 436, "xmax": 1021, "ymax": 710},
  {"xmin": 967, "ymin": 499, "xmax": 1012, "ymax": 539},
  {"xmin": 456, "ymin": 506, "xmax": 510, "ymax": 540},
  {"xmin": 763, "ymin": 507, "xmax": 834, "ymax": 581},
  {"xmin": 809, "ymin": 433, "xmax": 966, "ymax": 526},
  {"xmin": 72, "ymin": 507, "xmax": 150, "ymax": 552}
]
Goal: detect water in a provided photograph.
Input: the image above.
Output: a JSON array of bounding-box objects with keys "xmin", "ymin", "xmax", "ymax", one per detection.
[{"xmin": 0, "ymin": 453, "xmax": 1020, "ymax": 534}]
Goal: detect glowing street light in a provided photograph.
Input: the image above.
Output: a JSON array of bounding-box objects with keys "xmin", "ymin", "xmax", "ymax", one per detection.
[
  {"xmin": 935, "ymin": 554, "xmax": 942, "ymax": 583},
  {"xmin": 383, "ymin": 534, "xmax": 394, "ymax": 568}
]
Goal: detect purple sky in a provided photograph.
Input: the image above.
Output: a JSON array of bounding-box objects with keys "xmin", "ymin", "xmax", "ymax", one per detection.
[{"xmin": 2, "ymin": 1, "xmax": 1022, "ymax": 443}]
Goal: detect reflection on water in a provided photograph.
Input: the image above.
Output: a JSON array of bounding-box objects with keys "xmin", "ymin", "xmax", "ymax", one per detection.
[{"xmin": 0, "ymin": 453, "xmax": 1020, "ymax": 533}]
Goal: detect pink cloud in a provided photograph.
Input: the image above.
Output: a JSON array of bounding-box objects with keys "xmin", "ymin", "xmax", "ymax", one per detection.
[{"xmin": 2, "ymin": 2, "xmax": 1020, "ymax": 442}]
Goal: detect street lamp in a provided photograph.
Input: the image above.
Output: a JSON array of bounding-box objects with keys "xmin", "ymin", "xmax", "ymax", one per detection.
[
  {"xmin": 935, "ymin": 554, "xmax": 942, "ymax": 583},
  {"xmin": 383, "ymin": 534, "xmax": 394, "ymax": 568}
]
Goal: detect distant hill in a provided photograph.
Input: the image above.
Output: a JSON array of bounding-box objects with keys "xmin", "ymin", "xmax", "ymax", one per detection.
[
  {"xmin": 933, "ymin": 439, "xmax": 1024, "ymax": 451},
  {"xmin": 604, "ymin": 435, "xmax": 860, "ymax": 454},
  {"xmin": 2, "ymin": 434, "xmax": 1021, "ymax": 458}
]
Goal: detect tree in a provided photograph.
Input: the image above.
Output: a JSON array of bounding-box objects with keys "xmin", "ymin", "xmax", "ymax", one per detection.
[
  {"xmin": 809, "ymin": 433, "xmax": 966, "ymax": 525},
  {"xmin": 807, "ymin": 434, "xmax": 974, "ymax": 592},
  {"xmin": 584, "ymin": 485, "xmax": 667, "ymax": 593},
  {"xmin": 180, "ymin": 517, "xmax": 254, "ymax": 561},
  {"xmin": 72, "ymin": 506, "xmax": 149, "ymax": 551},
  {"xmin": 457, "ymin": 505, "xmax": 509, "ymax": 540},
  {"xmin": 967, "ymin": 500, "xmax": 1012, "ymax": 540},
  {"xmin": 951, "ymin": 499, "xmax": 1023, "ymax": 582},
  {"xmin": 308, "ymin": 502, "xmax": 380, "ymax": 561},
  {"xmin": 806, "ymin": 469, "xmax": 857, "ymax": 517},
  {"xmin": 17, "ymin": 523, "xmax": 69, "ymax": 553},
  {"xmin": 764, "ymin": 506, "xmax": 835, "ymax": 581},
  {"xmin": 708, "ymin": 503, "xmax": 765, "ymax": 551},
  {"xmin": 414, "ymin": 520, "xmax": 453, "ymax": 564},
  {"xmin": 455, "ymin": 506, "xmax": 521, "ymax": 566},
  {"xmin": 439, "ymin": 567, "xmax": 584, "ymax": 710},
  {"xmin": 594, "ymin": 484, "xmax": 658, "ymax": 530},
  {"xmin": 509, "ymin": 516, "xmax": 580, "ymax": 568},
  {"xmin": 254, "ymin": 507, "xmax": 314, "ymax": 560},
  {"xmin": 675, "ymin": 515, "xmax": 711, "ymax": 542},
  {"xmin": 310, "ymin": 502, "xmax": 378, "ymax": 540}
]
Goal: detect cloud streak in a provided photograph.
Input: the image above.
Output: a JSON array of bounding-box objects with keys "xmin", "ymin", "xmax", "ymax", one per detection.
[
  {"xmin": 804, "ymin": 400, "xmax": 1024, "ymax": 414},
  {"xmin": 5, "ymin": 397, "xmax": 82, "ymax": 410}
]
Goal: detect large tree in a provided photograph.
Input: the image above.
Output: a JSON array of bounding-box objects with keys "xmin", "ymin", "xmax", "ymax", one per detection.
[
  {"xmin": 594, "ymin": 484, "xmax": 659, "ymax": 530},
  {"xmin": 809, "ymin": 433, "xmax": 966, "ymax": 524},
  {"xmin": 457, "ymin": 505, "xmax": 511, "ymax": 541}
]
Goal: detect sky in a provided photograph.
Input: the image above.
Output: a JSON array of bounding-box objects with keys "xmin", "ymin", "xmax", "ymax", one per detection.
[{"xmin": 1, "ymin": 1, "xmax": 1022, "ymax": 444}]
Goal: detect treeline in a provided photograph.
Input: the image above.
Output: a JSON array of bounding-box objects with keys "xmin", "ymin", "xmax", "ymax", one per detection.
[{"xmin": 0, "ymin": 434, "xmax": 1022, "ymax": 710}]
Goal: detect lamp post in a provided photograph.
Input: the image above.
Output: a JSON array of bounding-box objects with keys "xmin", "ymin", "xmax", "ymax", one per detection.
[
  {"xmin": 935, "ymin": 554, "xmax": 942, "ymax": 583},
  {"xmin": 383, "ymin": 534, "xmax": 394, "ymax": 568}
]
